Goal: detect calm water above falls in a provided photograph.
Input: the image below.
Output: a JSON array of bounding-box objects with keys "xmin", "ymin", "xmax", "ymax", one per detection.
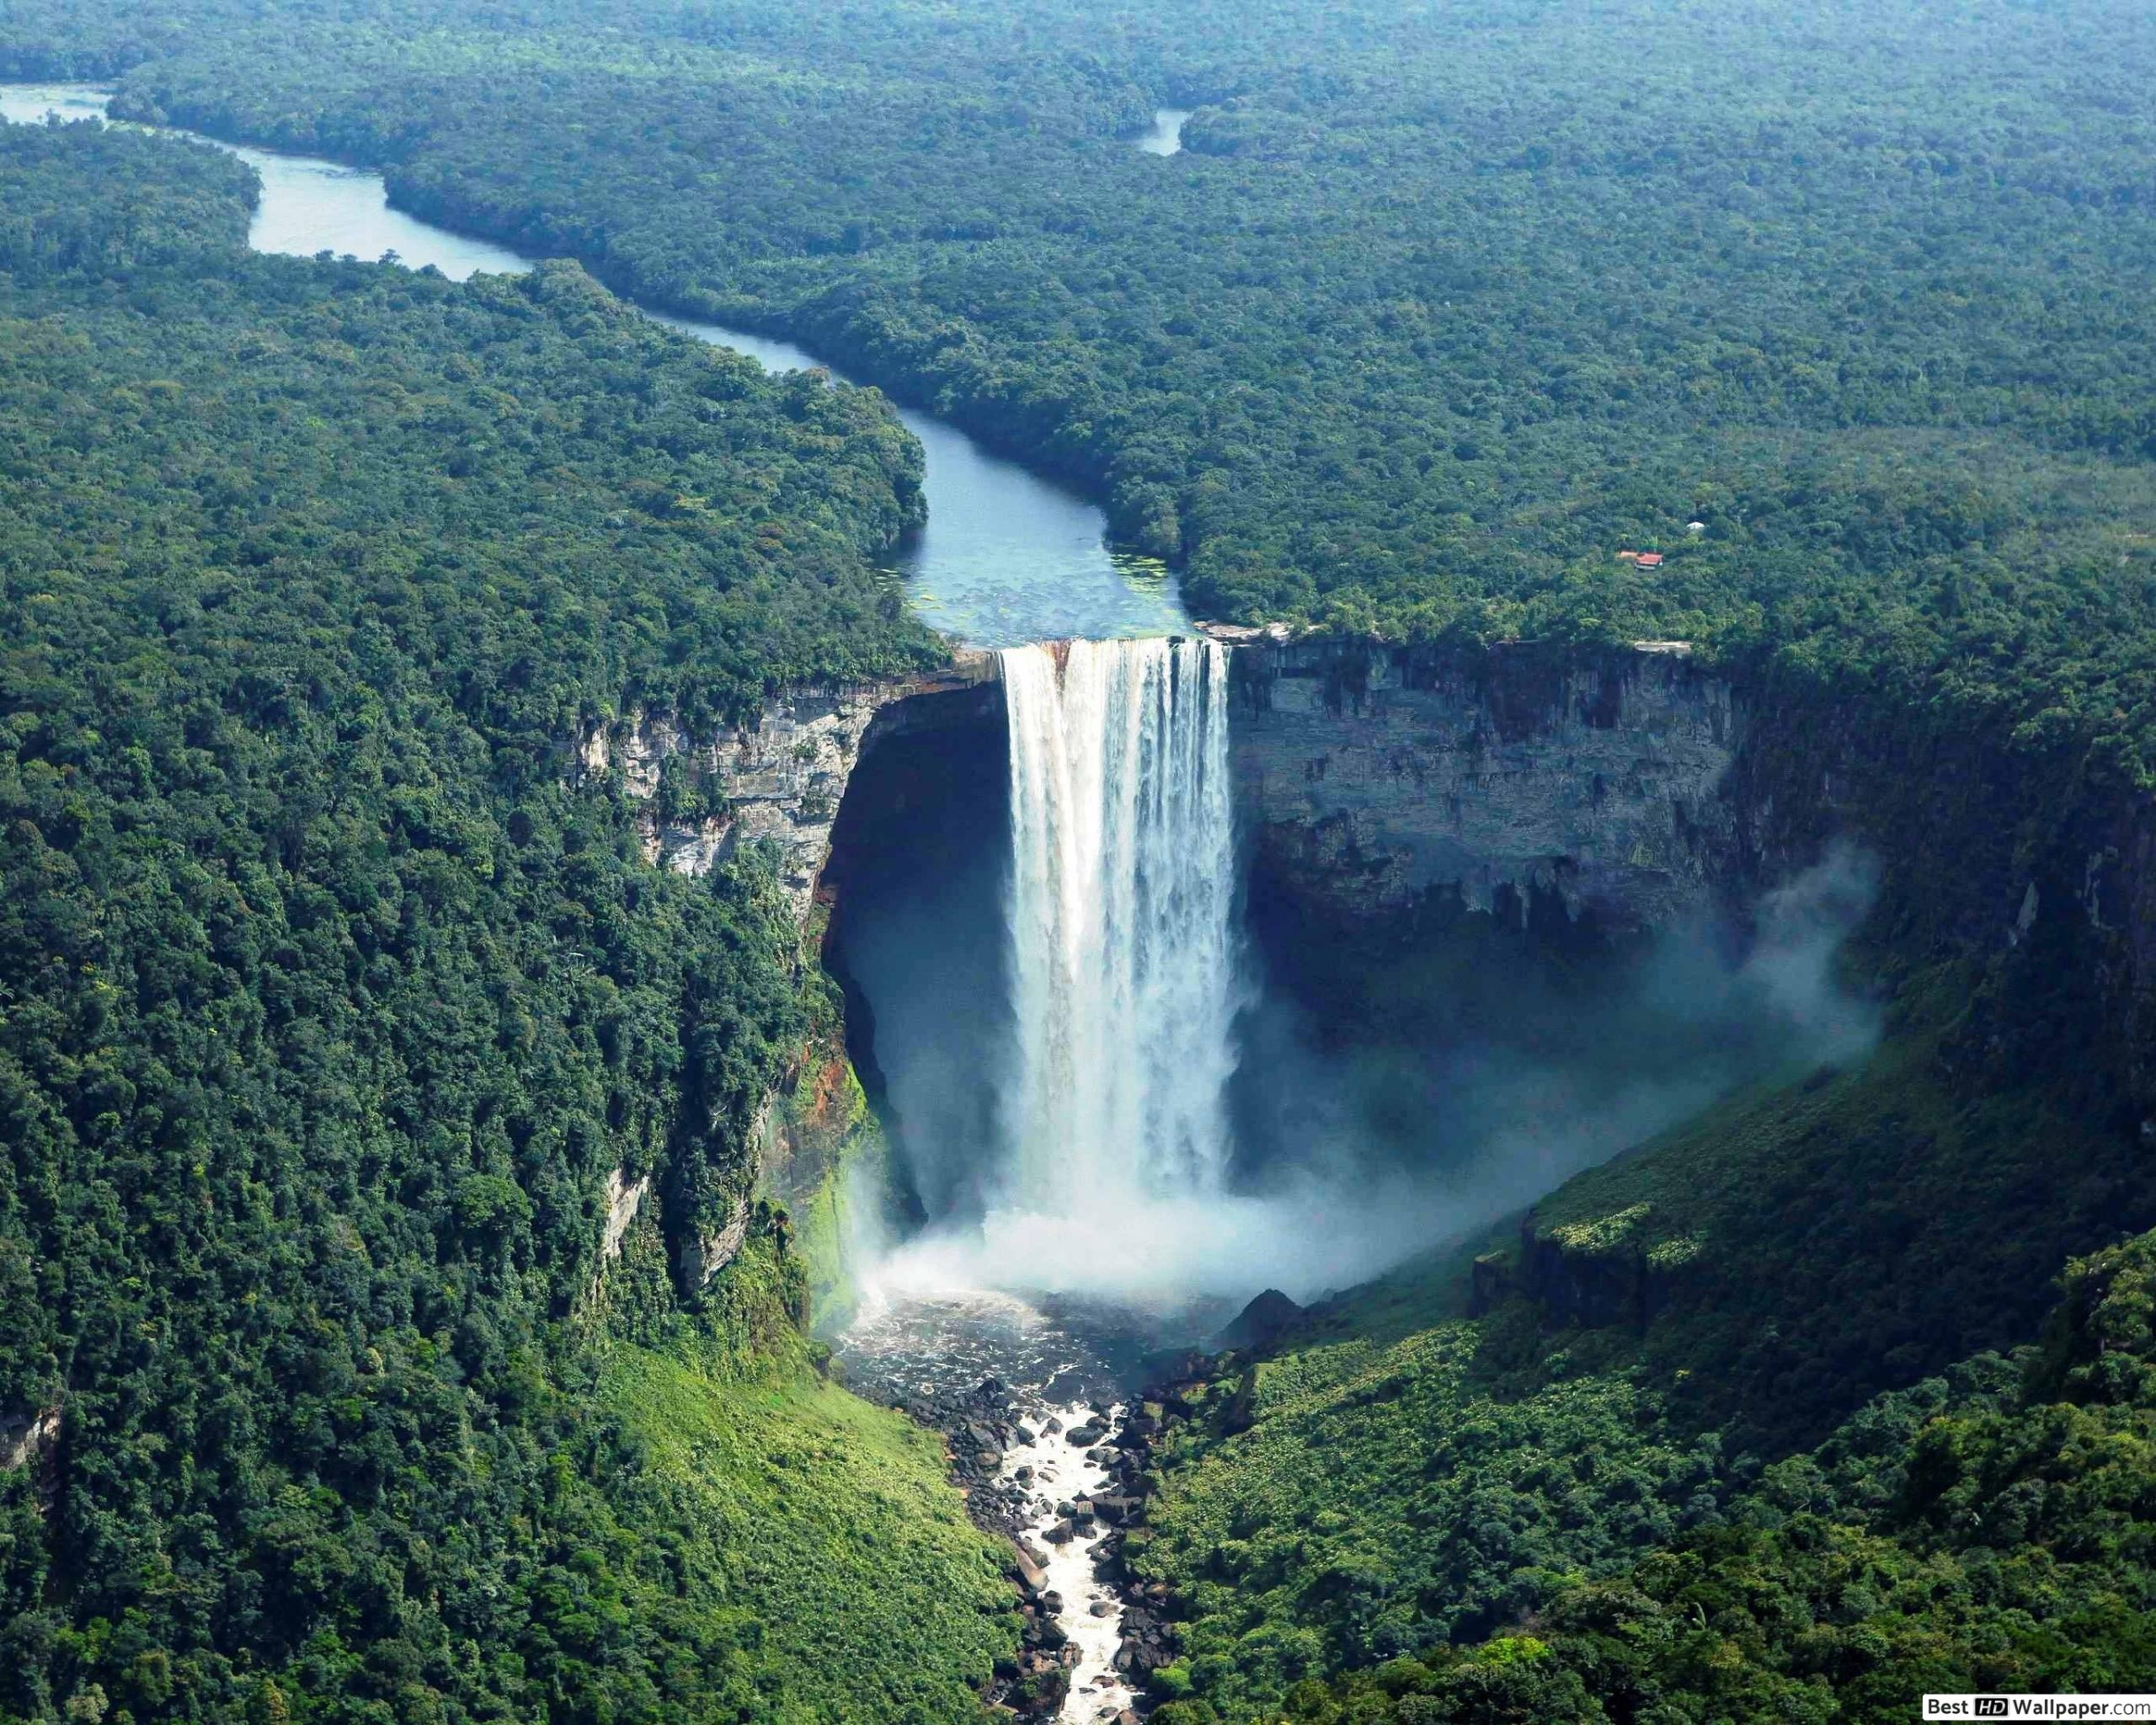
[{"xmin": 0, "ymin": 83, "xmax": 1187, "ymax": 649}]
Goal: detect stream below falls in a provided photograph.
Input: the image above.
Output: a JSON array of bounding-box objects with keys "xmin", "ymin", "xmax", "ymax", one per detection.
[{"xmin": 835, "ymin": 1290, "xmax": 1227, "ymax": 1720}]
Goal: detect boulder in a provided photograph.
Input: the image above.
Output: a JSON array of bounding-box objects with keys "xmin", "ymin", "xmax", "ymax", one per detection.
[{"xmin": 1211, "ymin": 1287, "xmax": 1305, "ymax": 1354}]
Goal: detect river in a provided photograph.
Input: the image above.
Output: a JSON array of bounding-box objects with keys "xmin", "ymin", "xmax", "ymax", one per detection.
[{"xmin": 0, "ymin": 82, "xmax": 1188, "ymax": 651}]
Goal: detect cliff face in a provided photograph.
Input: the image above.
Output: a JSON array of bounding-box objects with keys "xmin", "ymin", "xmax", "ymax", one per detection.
[
  {"xmin": 574, "ymin": 654, "xmax": 1001, "ymax": 921},
  {"xmin": 572, "ymin": 658, "xmax": 1000, "ymax": 1292},
  {"xmin": 1718, "ymin": 672, "xmax": 2156, "ymax": 1108},
  {"xmin": 568, "ymin": 630, "xmax": 2156, "ymax": 1299},
  {"xmin": 1218, "ymin": 629, "xmax": 2156, "ymax": 1119},
  {"xmin": 1218, "ymin": 634, "xmax": 1743, "ymax": 932}
]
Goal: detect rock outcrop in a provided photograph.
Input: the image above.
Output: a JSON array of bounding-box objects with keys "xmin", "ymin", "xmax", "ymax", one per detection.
[
  {"xmin": 600, "ymin": 1167, "xmax": 649, "ymax": 1261},
  {"xmin": 1211, "ymin": 1288, "xmax": 1305, "ymax": 1354},
  {"xmin": 1468, "ymin": 1206, "xmax": 1701, "ymax": 1331},
  {"xmin": 679, "ymin": 1206, "xmax": 753, "ymax": 1292},
  {"xmin": 1214, "ymin": 633, "xmax": 1741, "ymax": 931},
  {"xmin": 574, "ymin": 654, "xmax": 1001, "ymax": 921},
  {"xmin": 0, "ymin": 1402, "xmax": 61, "ymax": 1510}
]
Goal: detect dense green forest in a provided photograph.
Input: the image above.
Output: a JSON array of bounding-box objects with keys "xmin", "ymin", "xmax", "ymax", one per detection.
[
  {"xmin": 0, "ymin": 120, "xmax": 1010, "ymax": 1724},
  {"xmin": 1177, "ymin": 1219, "xmax": 2156, "ymax": 1724},
  {"xmin": 7, "ymin": 0, "xmax": 2156, "ymax": 1719},
  {"xmin": 7, "ymin": 0, "xmax": 2156, "ymax": 770},
  {"xmin": 1131, "ymin": 971, "xmax": 2156, "ymax": 1722}
]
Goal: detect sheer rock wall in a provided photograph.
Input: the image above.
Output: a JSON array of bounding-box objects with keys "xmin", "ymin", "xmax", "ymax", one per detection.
[
  {"xmin": 1214, "ymin": 633, "xmax": 1744, "ymax": 932},
  {"xmin": 574, "ymin": 653, "xmax": 1001, "ymax": 921}
]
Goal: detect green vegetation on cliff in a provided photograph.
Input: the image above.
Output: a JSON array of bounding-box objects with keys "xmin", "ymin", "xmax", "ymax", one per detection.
[
  {"xmin": 1214, "ymin": 1224, "xmax": 2156, "ymax": 1724},
  {"xmin": 1131, "ymin": 968, "xmax": 2156, "ymax": 1721},
  {"xmin": 598, "ymin": 1319, "xmax": 1012, "ymax": 1721},
  {"xmin": 0, "ymin": 120, "xmax": 1004, "ymax": 1724}
]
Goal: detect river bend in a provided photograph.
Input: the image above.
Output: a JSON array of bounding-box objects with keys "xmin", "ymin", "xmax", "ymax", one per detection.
[{"xmin": 0, "ymin": 82, "xmax": 1187, "ymax": 650}]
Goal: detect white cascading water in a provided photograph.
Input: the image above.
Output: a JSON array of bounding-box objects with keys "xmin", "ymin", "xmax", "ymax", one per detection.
[{"xmin": 994, "ymin": 637, "xmax": 1243, "ymax": 1210}]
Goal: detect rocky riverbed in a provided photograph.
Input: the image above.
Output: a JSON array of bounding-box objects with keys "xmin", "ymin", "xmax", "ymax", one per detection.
[{"xmin": 834, "ymin": 1289, "xmax": 1219, "ymax": 1719}]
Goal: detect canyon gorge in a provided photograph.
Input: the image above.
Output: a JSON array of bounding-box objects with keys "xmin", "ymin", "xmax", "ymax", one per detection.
[{"xmin": 8, "ymin": 24, "xmax": 2156, "ymax": 1714}]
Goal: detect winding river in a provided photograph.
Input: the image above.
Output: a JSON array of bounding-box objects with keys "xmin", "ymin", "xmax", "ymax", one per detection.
[{"xmin": 0, "ymin": 82, "xmax": 1187, "ymax": 650}]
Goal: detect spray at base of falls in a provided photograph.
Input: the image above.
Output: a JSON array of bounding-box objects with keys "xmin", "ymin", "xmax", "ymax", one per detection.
[
  {"xmin": 839, "ymin": 638, "xmax": 1246, "ymax": 1717},
  {"xmin": 863, "ymin": 633, "xmax": 1469, "ymax": 1300}
]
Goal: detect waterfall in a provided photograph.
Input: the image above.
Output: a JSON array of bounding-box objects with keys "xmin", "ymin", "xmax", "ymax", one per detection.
[{"xmin": 994, "ymin": 638, "xmax": 1243, "ymax": 1209}]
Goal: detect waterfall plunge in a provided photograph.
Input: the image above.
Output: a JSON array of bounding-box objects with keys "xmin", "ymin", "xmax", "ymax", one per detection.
[{"xmin": 995, "ymin": 638, "xmax": 1243, "ymax": 1210}]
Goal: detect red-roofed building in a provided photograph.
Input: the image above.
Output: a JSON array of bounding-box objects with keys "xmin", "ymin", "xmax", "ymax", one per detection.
[{"xmin": 1636, "ymin": 552, "xmax": 1664, "ymax": 568}]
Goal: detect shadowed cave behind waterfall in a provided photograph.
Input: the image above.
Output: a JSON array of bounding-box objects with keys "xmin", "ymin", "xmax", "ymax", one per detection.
[
  {"xmin": 820, "ymin": 684, "xmax": 1882, "ymax": 1306},
  {"xmin": 820, "ymin": 706, "xmax": 1015, "ymax": 1235}
]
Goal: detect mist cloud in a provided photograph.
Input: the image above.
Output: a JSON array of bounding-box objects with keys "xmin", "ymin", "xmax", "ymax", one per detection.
[{"xmin": 857, "ymin": 845, "xmax": 1882, "ymax": 1306}]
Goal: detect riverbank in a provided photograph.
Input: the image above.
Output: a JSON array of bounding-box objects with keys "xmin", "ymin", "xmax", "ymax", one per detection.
[
  {"xmin": 833, "ymin": 1287, "xmax": 1225, "ymax": 1718},
  {"xmin": 851, "ymin": 1360, "xmax": 1198, "ymax": 1722},
  {"xmin": 0, "ymin": 80, "xmax": 1189, "ymax": 649}
]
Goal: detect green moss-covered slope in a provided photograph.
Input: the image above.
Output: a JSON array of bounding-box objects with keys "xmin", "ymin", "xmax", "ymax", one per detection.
[
  {"xmin": 1133, "ymin": 970, "xmax": 2156, "ymax": 1721},
  {"xmin": 597, "ymin": 1303, "xmax": 1014, "ymax": 1722}
]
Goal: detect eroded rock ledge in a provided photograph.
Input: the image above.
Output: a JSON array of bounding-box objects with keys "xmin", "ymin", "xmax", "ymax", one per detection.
[
  {"xmin": 573, "ymin": 652, "xmax": 1000, "ymax": 920},
  {"xmin": 1209, "ymin": 627, "xmax": 2156, "ymax": 1114},
  {"xmin": 1214, "ymin": 633, "xmax": 1742, "ymax": 931}
]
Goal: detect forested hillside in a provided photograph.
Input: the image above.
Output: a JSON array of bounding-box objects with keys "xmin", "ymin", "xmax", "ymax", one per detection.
[
  {"xmin": 0, "ymin": 120, "xmax": 1009, "ymax": 1724},
  {"xmin": 8, "ymin": 0, "xmax": 2156, "ymax": 771},
  {"xmin": 1131, "ymin": 976, "xmax": 2156, "ymax": 1722},
  {"xmin": 5, "ymin": 0, "xmax": 2156, "ymax": 1718},
  {"xmin": 1162, "ymin": 1220, "xmax": 2156, "ymax": 1723}
]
